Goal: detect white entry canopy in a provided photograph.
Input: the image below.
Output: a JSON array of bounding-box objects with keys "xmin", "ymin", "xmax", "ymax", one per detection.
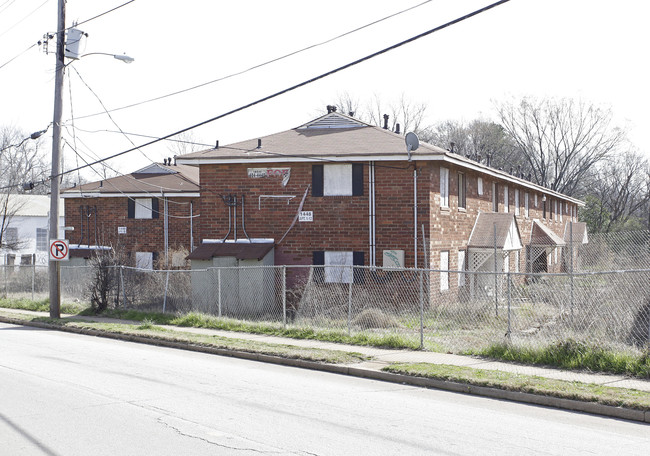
[{"xmin": 467, "ymin": 212, "xmax": 523, "ymax": 251}]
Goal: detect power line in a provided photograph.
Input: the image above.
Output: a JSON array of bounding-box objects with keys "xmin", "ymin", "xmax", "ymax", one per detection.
[
  {"xmin": 0, "ymin": 41, "xmax": 38, "ymax": 71},
  {"xmin": 72, "ymin": 0, "xmax": 434, "ymax": 121},
  {"xmin": 49, "ymin": 0, "xmax": 512, "ymax": 180},
  {"xmin": 0, "ymin": 0, "xmax": 51, "ymax": 40},
  {"xmin": 68, "ymin": 0, "xmax": 136, "ymax": 30},
  {"xmin": 70, "ymin": 66, "xmax": 155, "ymax": 164},
  {"xmin": 66, "ymin": 126, "xmax": 213, "ymax": 148}
]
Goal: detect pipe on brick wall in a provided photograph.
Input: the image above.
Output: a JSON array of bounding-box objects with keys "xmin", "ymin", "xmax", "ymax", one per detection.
[
  {"xmin": 414, "ymin": 168, "xmax": 418, "ymax": 268},
  {"xmin": 368, "ymin": 161, "xmax": 376, "ymax": 267}
]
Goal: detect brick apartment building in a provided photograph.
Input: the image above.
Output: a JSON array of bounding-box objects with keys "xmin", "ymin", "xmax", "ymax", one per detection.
[
  {"xmin": 62, "ymin": 162, "xmax": 200, "ymax": 268},
  {"xmin": 177, "ymin": 111, "xmax": 586, "ymax": 293}
]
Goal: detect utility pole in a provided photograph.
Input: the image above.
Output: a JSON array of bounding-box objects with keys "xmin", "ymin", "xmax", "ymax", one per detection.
[{"xmin": 49, "ymin": 0, "xmax": 65, "ymax": 318}]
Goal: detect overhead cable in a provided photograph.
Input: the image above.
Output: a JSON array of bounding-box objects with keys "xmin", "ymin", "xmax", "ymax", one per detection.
[
  {"xmin": 50, "ymin": 0, "xmax": 513, "ymax": 180},
  {"xmin": 71, "ymin": 0, "xmax": 434, "ymax": 121}
]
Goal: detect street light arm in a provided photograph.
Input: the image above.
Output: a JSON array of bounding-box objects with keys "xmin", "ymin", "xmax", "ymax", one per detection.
[{"xmin": 78, "ymin": 52, "xmax": 135, "ymax": 63}]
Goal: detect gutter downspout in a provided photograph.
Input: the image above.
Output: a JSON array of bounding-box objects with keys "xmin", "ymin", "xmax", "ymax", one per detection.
[
  {"xmin": 369, "ymin": 161, "xmax": 376, "ymax": 267},
  {"xmin": 414, "ymin": 167, "xmax": 418, "ymax": 268},
  {"xmin": 190, "ymin": 201, "xmax": 194, "ymax": 251},
  {"xmin": 163, "ymin": 195, "xmax": 169, "ymax": 265}
]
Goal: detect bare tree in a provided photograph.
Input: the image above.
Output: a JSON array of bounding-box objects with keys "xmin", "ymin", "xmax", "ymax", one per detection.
[
  {"xmin": 331, "ymin": 92, "xmax": 429, "ymax": 134},
  {"xmin": 0, "ymin": 126, "xmax": 49, "ymax": 250},
  {"xmin": 494, "ymin": 97, "xmax": 626, "ymax": 196},
  {"xmin": 166, "ymin": 131, "xmax": 208, "ymax": 157},
  {"xmin": 582, "ymin": 149, "xmax": 650, "ymax": 232}
]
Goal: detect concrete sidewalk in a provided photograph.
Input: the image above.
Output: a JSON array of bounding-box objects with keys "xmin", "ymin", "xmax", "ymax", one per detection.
[{"xmin": 1, "ymin": 307, "xmax": 649, "ymax": 423}]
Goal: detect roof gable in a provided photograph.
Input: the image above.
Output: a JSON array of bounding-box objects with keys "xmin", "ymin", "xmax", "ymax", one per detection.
[{"xmin": 530, "ymin": 220, "xmax": 566, "ymax": 246}]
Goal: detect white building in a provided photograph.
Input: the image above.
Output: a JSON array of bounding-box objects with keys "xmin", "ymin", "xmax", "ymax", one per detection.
[{"xmin": 0, "ymin": 195, "xmax": 64, "ymax": 266}]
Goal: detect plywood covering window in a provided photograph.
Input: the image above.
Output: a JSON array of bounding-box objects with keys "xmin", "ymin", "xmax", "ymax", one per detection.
[
  {"xmin": 440, "ymin": 251, "xmax": 449, "ymax": 291},
  {"xmin": 128, "ymin": 198, "xmax": 159, "ymax": 219},
  {"xmin": 312, "ymin": 164, "xmax": 363, "ymax": 197},
  {"xmin": 440, "ymin": 167, "xmax": 449, "ymax": 208},
  {"xmin": 313, "ymin": 251, "xmax": 364, "ymax": 284}
]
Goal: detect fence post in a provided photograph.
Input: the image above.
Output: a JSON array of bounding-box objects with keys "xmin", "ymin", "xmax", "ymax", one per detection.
[
  {"xmin": 419, "ymin": 268, "xmax": 424, "ymax": 350},
  {"xmin": 494, "ymin": 223, "xmax": 498, "ymax": 316},
  {"xmin": 31, "ymin": 254, "xmax": 36, "ymax": 301},
  {"xmin": 347, "ymin": 278, "xmax": 352, "ymax": 336},
  {"xmin": 282, "ymin": 266, "xmax": 287, "ymax": 329},
  {"xmin": 120, "ymin": 266, "xmax": 126, "ymax": 308},
  {"xmin": 163, "ymin": 270, "xmax": 170, "ymax": 313},
  {"xmin": 217, "ymin": 268, "xmax": 222, "ymax": 318},
  {"xmin": 507, "ymin": 269, "xmax": 511, "ymax": 341},
  {"xmin": 569, "ymin": 222, "xmax": 574, "ymax": 317}
]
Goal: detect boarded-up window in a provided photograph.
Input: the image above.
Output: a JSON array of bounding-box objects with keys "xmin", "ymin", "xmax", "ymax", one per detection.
[
  {"xmin": 440, "ymin": 167, "xmax": 449, "ymax": 208},
  {"xmin": 136, "ymin": 252, "xmax": 153, "ymax": 270},
  {"xmin": 440, "ymin": 250, "xmax": 449, "ymax": 291},
  {"xmin": 312, "ymin": 164, "xmax": 363, "ymax": 197},
  {"xmin": 458, "ymin": 250, "xmax": 466, "ymax": 287}
]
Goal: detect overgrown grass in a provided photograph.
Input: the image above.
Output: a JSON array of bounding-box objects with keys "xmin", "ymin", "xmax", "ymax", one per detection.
[
  {"xmin": 473, "ymin": 339, "xmax": 650, "ymax": 379},
  {"xmin": 16, "ymin": 316, "xmax": 371, "ymax": 364},
  {"xmin": 0, "ymin": 297, "xmax": 84, "ymax": 315},
  {"xmin": 383, "ymin": 362, "xmax": 650, "ymax": 411},
  {"xmin": 97, "ymin": 309, "xmax": 423, "ymax": 350}
]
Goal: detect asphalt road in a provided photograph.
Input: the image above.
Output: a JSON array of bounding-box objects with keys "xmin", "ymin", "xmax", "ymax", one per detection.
[{"xmin": 1, "ymin": 322, "xmax": 648, "ymax": 455}]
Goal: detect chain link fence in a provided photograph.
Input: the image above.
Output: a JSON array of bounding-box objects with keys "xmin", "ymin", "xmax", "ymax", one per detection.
[{"xmin": 2, "ymin": 230, "xmax": 649, "ymax": 360}]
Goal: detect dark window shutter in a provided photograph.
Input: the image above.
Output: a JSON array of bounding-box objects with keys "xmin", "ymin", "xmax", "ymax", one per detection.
[
  {"xmin": 353, "ymin": 251, "xmax": 365, "ymax": 284},
  {"xmin": 352, "ymin": 164, "xmax": 364, "ymax": 196},
  {"xmin": 152, "ymin": 198, "xmax": 159, "ymax": 219},
  {"xmin": 312, "ymin": 165, "xmax": 323, "ymax": 197},
  {"xmin": 312, "ymin": 250, "xmax": 324, "ymax": 283},
  {"xmin": 127, "ymin": 198, "xmax": 135, "ymax": 218}
]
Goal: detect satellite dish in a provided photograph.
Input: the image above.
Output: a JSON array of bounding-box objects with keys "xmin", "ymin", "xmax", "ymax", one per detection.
[{"xmin": 405, "ymin": 132, "xmax": 419, "ymax": 161}]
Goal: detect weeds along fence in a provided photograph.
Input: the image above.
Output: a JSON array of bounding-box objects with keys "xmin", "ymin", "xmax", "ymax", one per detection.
[{"xmin": 1, "ymin": 230, "xmax": 648, "ymax": 358}]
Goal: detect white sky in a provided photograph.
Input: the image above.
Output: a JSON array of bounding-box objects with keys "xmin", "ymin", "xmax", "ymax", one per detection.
[{"xmin": 1, "ymin": 0, "xmax": 649, "ymax": 183}]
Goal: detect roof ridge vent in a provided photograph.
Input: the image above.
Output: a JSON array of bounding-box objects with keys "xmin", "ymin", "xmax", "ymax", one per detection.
[{"xmin": 298, "ymin": 112, "xmax": 367, "ymax": 130}]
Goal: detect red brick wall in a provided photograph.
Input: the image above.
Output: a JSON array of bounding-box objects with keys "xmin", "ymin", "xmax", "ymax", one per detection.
[
  {"xmin": 64, "ymin": 196, "xmax": 199, "ymax": 265},
  {"xmin": 198, "ymin": 161, "xmax": 579, "ymax": 277},
  {"xmin": 427, "ymin": 162, "xmax": 580, "ymax": 285}
]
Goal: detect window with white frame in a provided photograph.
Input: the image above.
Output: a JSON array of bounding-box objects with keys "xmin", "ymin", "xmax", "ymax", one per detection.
[
  {"xmin": 36, "ymin": 228, "xmax": 48, "ymax": 251},
  {"xmin": 136, "ymin": 252, "xmax": 154, "ymax": 270},
  {"xmin": 524, "ymin": 192, "xmax": 529, "ymax": 218},
  {"xmin": 440, "ymin": 250, "xmax": 449, "ymax": 291},
  {"xmin": 5, "ymin": 226, "xmax": 18, "ymax": 245},
  {"xmin": 477, "ymin": 177, "xmax": 483, "ymax": 195},
  {"xmin": 440, "ymin": 167, "xmax": 449, "ymax": 208},
  {"xmin": 503, "ymin": 185, "xmax": 509, "ymax": 213},
  {"xmin": 458, "ymin": 250, "xmax": 466, "ymax": 287},
  {"xmin": 514, "ymin": 189, "xmax": 520, "ymax": 216}
]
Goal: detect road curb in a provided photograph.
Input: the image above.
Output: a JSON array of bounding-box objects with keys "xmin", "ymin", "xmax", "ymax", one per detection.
[{"xmin": 2, "ymin": 315, "xmax": 648, "ymax": 424}]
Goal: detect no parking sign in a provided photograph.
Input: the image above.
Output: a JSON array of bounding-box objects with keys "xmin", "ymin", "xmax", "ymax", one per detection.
[{"xmin": 49, "ymin": 239, "xmax": 69, "ymax": 261}]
